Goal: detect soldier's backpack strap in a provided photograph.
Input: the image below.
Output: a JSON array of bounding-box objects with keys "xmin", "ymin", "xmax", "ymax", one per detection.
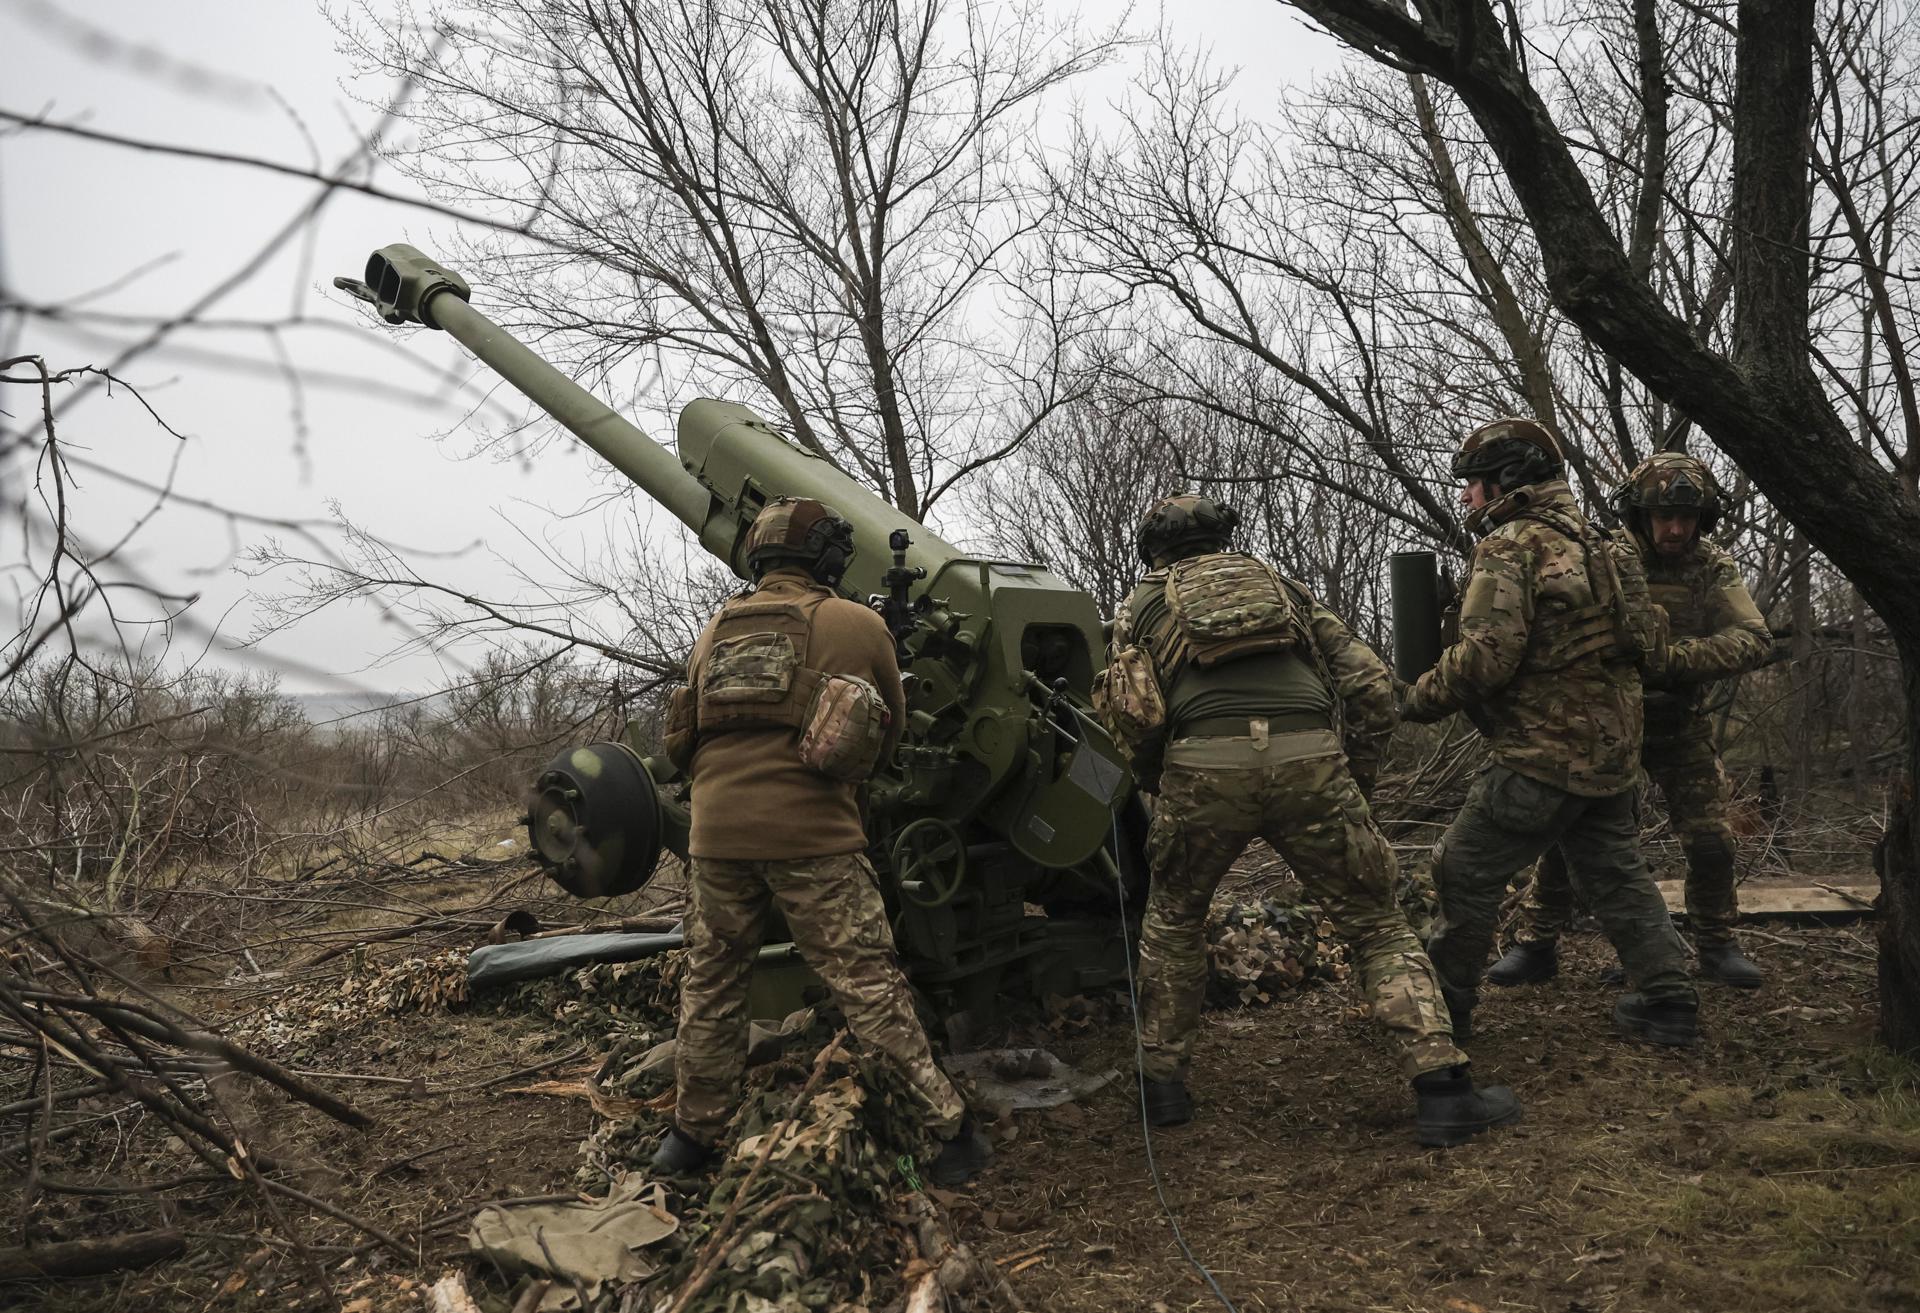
[{"xmin": 695, "ymin": 594, "xmax": 829, "ymax": 738}]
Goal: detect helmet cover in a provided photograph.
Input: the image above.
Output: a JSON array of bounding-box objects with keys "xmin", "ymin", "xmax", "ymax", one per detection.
[{"xmin": 1136, "ymin": 494, "xmax": 1241, "ymax": 567}]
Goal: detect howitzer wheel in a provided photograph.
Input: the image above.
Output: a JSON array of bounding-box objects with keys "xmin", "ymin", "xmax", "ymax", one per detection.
[
  {"xmin": 526, "ymin": 742, "xmax": 663, "ymax": 899},
  {"xmin": 891, "ymin": 817, "xmax": 967, "ymax": 909}
]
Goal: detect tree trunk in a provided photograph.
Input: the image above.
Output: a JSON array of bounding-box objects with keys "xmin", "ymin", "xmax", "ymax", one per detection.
[
  {"xmin": 1848, "ymin": 588, "xmax": 1872, "ymax": 805},
  {"xmin": 1882, "ymin": 675, "xmax": 1920, "ymax": 1054},
  {"xmin": 1789, "ymin": 536, "xmax": 1815, "ymax": 800}
]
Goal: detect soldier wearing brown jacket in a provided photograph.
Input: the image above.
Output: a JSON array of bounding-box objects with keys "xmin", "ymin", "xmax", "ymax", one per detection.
[
  {"xmin": 1400, "ymin": 420, "xmax": 1700, "ymax": 1047},
  {"xmin": 1489, "ymin": 452, "xmax": 1772, "ymax": 989},
  {"xmin": 650, "ymin": 498, "xmax": 991, "ymax": 1185}
]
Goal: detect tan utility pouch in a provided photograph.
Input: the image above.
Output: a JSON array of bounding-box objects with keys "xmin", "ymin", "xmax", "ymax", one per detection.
[
  {"xmin": 663, "ymin": 684, "xmax": 698, "ymax": 773},
  {"xmin": 1095, "ymin": 644, "xmax": 1169, "ymax": 755},
  {"xmin": 797, "ymin": 674, "xmax": 892, "ymax": 781},
  {"xmin": 1158, "ymin": 553, "xmax": 1307, "ymax": 671}
]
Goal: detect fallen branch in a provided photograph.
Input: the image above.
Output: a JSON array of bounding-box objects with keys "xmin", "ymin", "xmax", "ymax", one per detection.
[
  {"xmin": 1812, "ymin": 881, "xmax": 1877, "ymax": 911},
  {"xmin": 0, "ymin": 1229, "xmax": 185, "ymax": 1281},
  {"xmin": 17, "ymin": 990, "xmax": 375, "ymax": 1130},
  {"xmin": 904, "ymin": 1192, "xmax": 1022, "ymax": 1312},
  {"xmin": 526, "ymin": 914, "xmax": 684, "ymax": 940}
]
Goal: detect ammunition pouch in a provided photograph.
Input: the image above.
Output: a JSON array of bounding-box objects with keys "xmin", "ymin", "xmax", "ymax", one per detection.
[
  {"xmin": 1093, "ymin": 645, "xmax": 1168, "ymax": 767},
  {"xmin": 797, "ymin": 674, "xmax": 892, "ymax": 781}
]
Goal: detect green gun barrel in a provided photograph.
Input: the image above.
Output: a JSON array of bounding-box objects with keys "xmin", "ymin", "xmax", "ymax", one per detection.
[{"xmin": 343, "ymin": 245, "xmax": 955, "ymax": 590}]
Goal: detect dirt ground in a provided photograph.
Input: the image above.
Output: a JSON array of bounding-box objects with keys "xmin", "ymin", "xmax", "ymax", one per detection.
[
  {"xmin": 959, "ymin": 922, "xmax": 1917, "ymax": 1313},
  {"xmin": 5, "ymin": 882, "xmax": 1915, "ymax": 1313}
]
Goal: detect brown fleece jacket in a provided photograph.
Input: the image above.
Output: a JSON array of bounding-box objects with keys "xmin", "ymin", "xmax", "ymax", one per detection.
[{"xmin": 684, "ymin": 570, "xmax": 906, "ymax": 859}]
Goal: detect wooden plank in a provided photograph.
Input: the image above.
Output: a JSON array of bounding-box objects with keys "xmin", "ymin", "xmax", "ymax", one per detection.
[{"xmin": 1655, "ymin": 880, "xmax": 1877, "ymax": 917}]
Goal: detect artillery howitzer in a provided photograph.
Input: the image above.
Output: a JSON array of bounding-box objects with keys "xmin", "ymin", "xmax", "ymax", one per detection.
[{"xmin": 339, "ymin": 245, "xmax": 1148, "ymax": 1014}]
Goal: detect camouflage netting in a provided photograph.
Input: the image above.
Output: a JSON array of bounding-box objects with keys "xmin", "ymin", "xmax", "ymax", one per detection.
[
  {"xmin": 634, "ymin": 1052, "xmax": 933, "ymax": 1313},
  {"xmin": 1205, "ymin": 898, "xmax": 1349, "ymax": 1007},
  {"xmin": 231, "ymin": 948, "xmax": 470, "ymax": 1053},
  {"xmin": 473, "ymin": 955, "xmax": 947, "ymax": 1311},
  {"xmin": 520, "ymin": 956, "xmax": 689, "ymax": 1041}
]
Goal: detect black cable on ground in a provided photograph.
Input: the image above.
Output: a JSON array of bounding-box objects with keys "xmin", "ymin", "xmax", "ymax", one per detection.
[{"xmin": 1108, "ymin": 814, "xmax": 1240, "ymax": 1313}]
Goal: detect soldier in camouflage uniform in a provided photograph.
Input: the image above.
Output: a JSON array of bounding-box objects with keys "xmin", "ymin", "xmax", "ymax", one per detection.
[
  {"xmin": 1489, "ymin": 452, "xmax": 1772, "ymax": 989},
  {"xmin": 1105, "ymin": 495, "xmax": 1518, "ymax": 1148},
  {"xmin": 1400, "ymin": 420, "xmax": 1702, "ymax": 1046},
  {"xmin": 651, "ymin": 498, "xmax": 992, "ymax": 1186}
]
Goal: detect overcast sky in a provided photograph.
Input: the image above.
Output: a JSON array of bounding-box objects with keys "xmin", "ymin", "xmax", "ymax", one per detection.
[{"xmin": 2, "ymin": 0, "xmax": 1337, "ymax": 695}]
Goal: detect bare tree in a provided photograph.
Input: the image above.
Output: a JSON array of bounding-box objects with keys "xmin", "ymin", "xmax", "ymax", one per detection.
[{"xmin": 340, "ymin": 0, "xmax": 1124, "ymax": 519}]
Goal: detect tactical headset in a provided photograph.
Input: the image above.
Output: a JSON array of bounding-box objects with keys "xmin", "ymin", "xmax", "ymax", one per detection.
[{"xmin": 746, "ymin": 503, "xmax": 857, "ymax": 586}]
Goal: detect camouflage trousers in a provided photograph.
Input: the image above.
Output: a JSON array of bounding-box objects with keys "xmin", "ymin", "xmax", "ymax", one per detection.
[
  {"xmin": 1518, "ymin": 731, "xmax": 1741, "ymax": 948},
  {"xmin": 674, "ymin": 853, "xmax": 965, "ymax": 1144},
  {"xmin": 1140, "ymin": 731, "xmax": 1463, "ymax": 1083},
  {"xmin": 1430, "ymin": 765, "xmax": 1695, "ymax": 1009}
]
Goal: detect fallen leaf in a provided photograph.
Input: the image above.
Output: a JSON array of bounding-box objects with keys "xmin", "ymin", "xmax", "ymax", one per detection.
[
  {"xmin": 994, "ymin": 1243, "xmax": 1055, "ymax": 1267},
  {"xmin": 1574, "ymin": 1248, "xmax": 1626, "ymax": 1265},
  {"xmin": 502, "ymin": 1078, "xmax": 591, "ymax": 1099}
]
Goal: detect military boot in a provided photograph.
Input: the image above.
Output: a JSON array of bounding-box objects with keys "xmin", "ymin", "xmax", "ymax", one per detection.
[
  {"xmin": 928, "ymin": 1118, "xmax": 993, "ymax": 1187},
  {"xmin": 1612, "ymin": 992, "xmax": 1700, "ymax": 1048},
  {"xmin": 650, "ymin": 1126, "xmax": 716, "ymax": 1175},
  {"xmin": 1141, "ymin": 1076, "xmax": 1194, "ymax": 1127},
  {"xmin": 1441, "ymin": 984, "xmax": 1475, "ymax": 1045},
  {"xmin": 1486, "ymin": 940, "xmax": 1558, "ymax": 987},
  {"xmin": 1413, "ymin": 1066, "xmax": 1522, "ymax": 1148},
  {"xmin": 1697, "ymin": 942, "xmax": 1764, "ymax": 989}
]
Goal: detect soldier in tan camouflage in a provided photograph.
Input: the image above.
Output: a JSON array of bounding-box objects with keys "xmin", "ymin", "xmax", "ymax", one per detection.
[
  {"xmin": 1489, "ymin": 452, "xmax": 1772, "ymax": 989},
  {"xmin": 1400, "ymin": 419, "xmax": 1702, "ymax": 1047},
  {"xmin": 651, "ymin": 498, "xmax": 991, "ymax": 1186},
  {"xmin": 1104, "ymin": 495, "xmax": 1519, "ymax": 1148}
]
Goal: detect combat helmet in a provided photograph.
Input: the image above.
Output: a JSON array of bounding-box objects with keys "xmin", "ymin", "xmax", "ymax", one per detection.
[
  {"xmin": 743, "ymin": 497, "xmax": 856, "ymax": 585},
  {"xmin": 1135, "ymin": 494, "xmax": 1241, "ymax": 567},
  {"xmin": 1451, "ymin": 417, "xmax": 1564, "ymax": 491},
  {"xmin": 1612, "ymin": 451, "xmax": 1722, "ymax": 534}
]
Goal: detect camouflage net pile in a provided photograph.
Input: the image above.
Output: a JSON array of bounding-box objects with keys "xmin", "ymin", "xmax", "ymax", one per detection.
[
  {"xmin": 1205, "ymin": 898, "xmax": 1349, "ymax": 1007},
  {"xmin": 535, "ymin": 956, "xmax": 688, "ymax": 1042},
  {"xmin": 638, "ymin": 1052, "xmax": 932, "ymax": 1313},
  {"xmin": 231, "ymin": 948, "xmax": 470, "ymax": 1054},
  {"xmin": 473, "ymin": 956, "xmax": 942, "ymax": 1311}
]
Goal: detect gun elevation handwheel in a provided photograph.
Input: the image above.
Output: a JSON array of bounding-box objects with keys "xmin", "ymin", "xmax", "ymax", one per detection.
[{"xmin": 891, "ymin": 817, "xmax": 967, "ymax": 908}]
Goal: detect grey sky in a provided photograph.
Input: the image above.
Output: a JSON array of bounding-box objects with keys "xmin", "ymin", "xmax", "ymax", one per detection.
[{"xmin": 2, "ymin": 0, "xmax": 1337, "ymax": 694}]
